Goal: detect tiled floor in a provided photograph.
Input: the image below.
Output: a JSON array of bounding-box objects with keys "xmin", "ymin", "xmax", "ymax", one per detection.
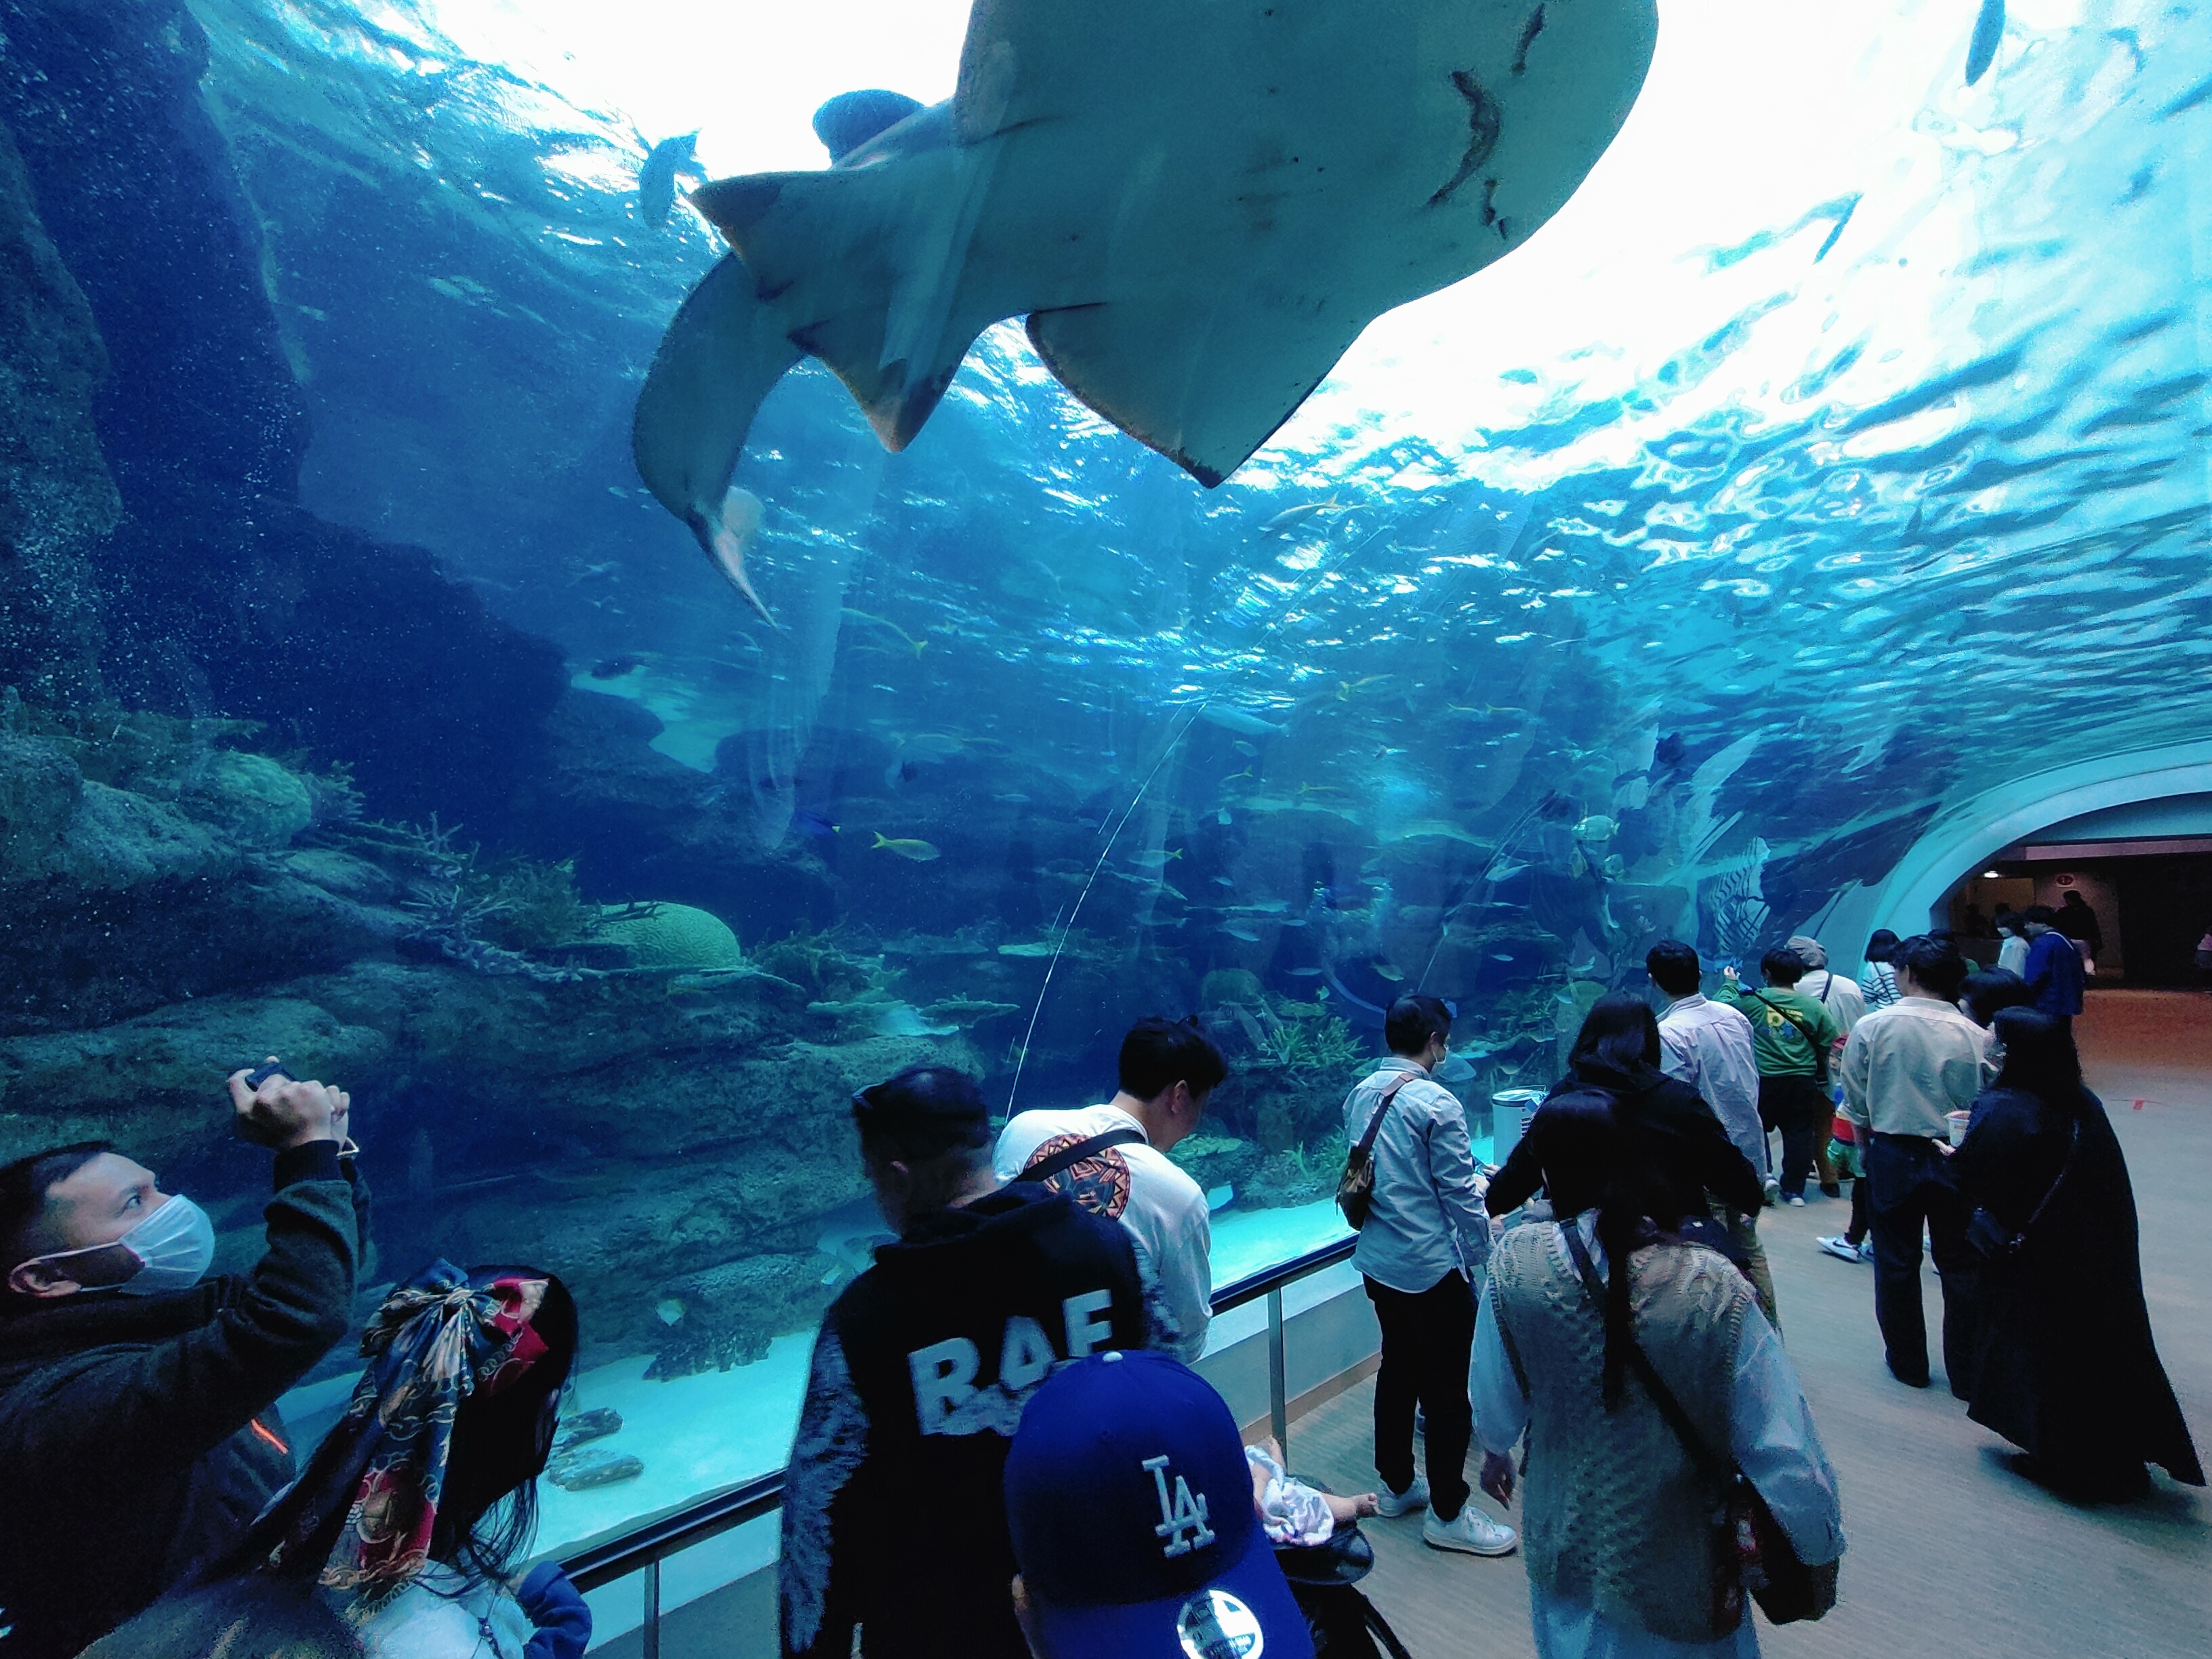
[{"xmin": 1279, "ymin": 988, "xmax": 2212, "ymax": 1658}]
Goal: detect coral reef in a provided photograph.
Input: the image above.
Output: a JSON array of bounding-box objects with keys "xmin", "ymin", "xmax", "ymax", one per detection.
[
  {"xmin": 595, "ymin": 903, "xmax": 744, "ymax": 972},
  {"xmin": 646, "ymin": 1253, "xmax": 840, "ymax": 1379}
]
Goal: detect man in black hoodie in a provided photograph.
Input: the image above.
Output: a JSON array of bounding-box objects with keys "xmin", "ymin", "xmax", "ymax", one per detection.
[
  {"xmin": 780, "ymin": 1065, "xmax": 1154, "ymax": 1659},
  {"xmin": 0, "ymin": 1062, "xmax": 369, "ymax": 1658}
]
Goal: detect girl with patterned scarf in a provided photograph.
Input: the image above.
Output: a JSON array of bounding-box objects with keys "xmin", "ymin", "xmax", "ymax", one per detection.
[{"xmin": 83, "ymin": 1262, "xmax": 590, "ymax": 1659}]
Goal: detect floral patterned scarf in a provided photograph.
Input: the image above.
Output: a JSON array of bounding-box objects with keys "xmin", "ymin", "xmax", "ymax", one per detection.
[{"xmin": 245, "ymin": 1260, "xmax": 552, "ymax": 1604}]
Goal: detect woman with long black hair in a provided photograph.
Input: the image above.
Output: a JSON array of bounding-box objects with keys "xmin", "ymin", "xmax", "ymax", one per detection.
[
  {"xmin": 1473, "ymin": 1092, "xmax": 1843, "ymax": 1656},
  {"xmin": 1489, "ymin": 993, "xmax": 1768, "ymax": 1318},
  {"xmin": 1951, "ymin": 1010, "xmax": 2203, "ymax": 1500},
  {"xmin": 85, "ymin": 1263, "xmax": 592, "ymax": 1659}
]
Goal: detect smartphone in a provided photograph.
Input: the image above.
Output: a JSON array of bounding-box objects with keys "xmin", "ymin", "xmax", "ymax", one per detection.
[{"xmin": 244, "ymin": 1061, "xmax": 293, "ymax": 1090}]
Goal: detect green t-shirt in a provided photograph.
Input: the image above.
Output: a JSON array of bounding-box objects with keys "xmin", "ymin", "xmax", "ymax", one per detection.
[{"xmin": 1717, "ymin": 982, "xmax": 1842, "ymax": 1079}]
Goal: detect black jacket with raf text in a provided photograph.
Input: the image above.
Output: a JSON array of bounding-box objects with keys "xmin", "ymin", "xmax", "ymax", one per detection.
[
  {"xmin": 779, "ymin": 1183, "xmax": 1153, "ymax": 1659},
  {"xmin": 0, "ymin": 1144, "xmax": 368, "ymax": 1659}
]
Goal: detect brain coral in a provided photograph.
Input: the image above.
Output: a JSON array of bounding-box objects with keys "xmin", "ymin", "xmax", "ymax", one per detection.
[{"xmin": 598, "ymin": 903, "xmax": 743, "ymax": 970}]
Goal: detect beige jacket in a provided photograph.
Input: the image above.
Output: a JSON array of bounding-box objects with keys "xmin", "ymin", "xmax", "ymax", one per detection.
[{"xmin": 1838, "ymin": 996, "xmax": 1989, "ymax": 1139}]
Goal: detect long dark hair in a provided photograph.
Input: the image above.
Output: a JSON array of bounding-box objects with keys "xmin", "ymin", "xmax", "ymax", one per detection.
[
  {"xmin": 1526, "ymin": 1090, "xmax": 1645, "ymax": 1407},
  {"xmin": 1864, "ymin": 929, "xmax": 1900, "ymax": 964},
  {"xmin": 432, "ymin": 1267, "xmax": 579, "ymax": 1582},
  {"xmin": 1990, "ymin": 1008, "xmax": 2085, "ymax": 1112},
  {"xmin": 1568, "ymin": 993, "xmax": 1662, "ymax": 1073}
]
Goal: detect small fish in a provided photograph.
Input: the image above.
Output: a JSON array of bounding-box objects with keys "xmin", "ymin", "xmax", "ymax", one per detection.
[
  {"xmin": 1216, "ymin": 808, "xmax": 1232, "ymax": 826},
  {"xmin": 1195, "ymin": 705, "xmax": 1284, "ymax": 738},
  {"xmin": 792, "ymin": 808, "xmax": 840, "ymax": 841},
  {"xmin": 998, "ymin": 941, "xmax": 1057, "ymax": 957},
  {"xmin": 637, "ymin": 131, "xmax": 705, "ymax": 227},
  {"xmin": 1492, "ymin": 953, "xmax": 1516, "ymax": 962},
  {"xmin": 1258, "ymin": 498, "xmax": 1346, "ymax": 537},
  {"xmin": 872, "ymin": 833, "xmax": 941, "ymax": 862},
  {"xmin": 655, "ymin": 1298, "xmax": 686, "ymax": 1326},
  {"xmin": 1286, "ymin": 966, "xmax": 1323, "ymax": 978},
  {"xmin": 994, "ymin": 793, "xmax": 1032, "ymax": 804},
  {"xmin": 1130, "ymin": 848, "xmax": 1184, "ymax": 870},
  {"xmin": 1965, "ymin": 0, "xmax": 2004, "ymax": 85},
  {"xmin": 588, "ymin": 655, "xmax": 643, "ymax": 680},
  {"xmin": 1212, "ymin": 876, "xmax": 1236, "ymax": 888},
  {"xmin": 1372, "ymin": 962, "xmax": 1405, "ymax": 983},
  {"xmin": 1232, "ymin": 741, "xmax": 1258, "ymax": 758},
  {"xmin": 1572, "ymin": 815, "xmax": 1620, "ymax": 842},
  {"xmin": 1222, "ymin": 926, "xmax": 1262, "ymax": 943},
  {"xmin": 1221, "ymin": 768, "xmax": 1256, "ymax": 785},
  {"xmin": 842, "ymin": 608, "xmax": 928, "ymax": 657},
  {"xmin": 1602, "ymin": 854, "xmax": 1626, "ymax": 879},
  {"xmin": 1484, "ymin": 857, "xmax": 1532, "ymax": 883},
  {"xmin": 703, "ymin": 485, "xmax": 773, "ymax": 623}
]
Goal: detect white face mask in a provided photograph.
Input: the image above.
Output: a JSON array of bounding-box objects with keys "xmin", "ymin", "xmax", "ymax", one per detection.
[{"xmin": 28, "ymin": 1194, "xmax": 217, "ymax": 1295}]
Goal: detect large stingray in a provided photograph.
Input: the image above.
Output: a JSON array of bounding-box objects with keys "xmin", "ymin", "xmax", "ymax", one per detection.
[{"xmin": 634, "ymin": 0, "xmax": 1659, "ymax": 619}]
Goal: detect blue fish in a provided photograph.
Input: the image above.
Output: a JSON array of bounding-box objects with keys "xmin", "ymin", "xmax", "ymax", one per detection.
[{"xmin": 1965, "ymin": 0, "xmax": 2003, "ymax": 87}]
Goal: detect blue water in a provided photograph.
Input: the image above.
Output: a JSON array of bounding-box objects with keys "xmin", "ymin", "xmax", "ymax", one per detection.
[{"xmin": 3, "ymin": 0, "xmax": 2209, "ymax": 1576}]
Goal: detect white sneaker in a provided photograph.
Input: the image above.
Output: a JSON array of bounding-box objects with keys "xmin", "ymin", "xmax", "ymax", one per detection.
[
  {"xmin": 1857, "ymin": 1240, "xmax": 1876, "ymax": 1263},
  {"xmin": 1375, "ymin": 1477, "xmax": 1430, "ymax": 1518},
  {"xmin": 1816, "ymin": 1235, "xmax": 1861, "ymax": 1263},
  {"xmin": 1786, "ymin": 1195, "xmax": 1807, "ymax": 1208},
  {"xmin": 1423, "ymin": 1506, "xmax": 1519, "ymax": 1556},
  {"xmin": 1762, "ymin": 1178, "xmax": 1781, "ymax": 1206}
]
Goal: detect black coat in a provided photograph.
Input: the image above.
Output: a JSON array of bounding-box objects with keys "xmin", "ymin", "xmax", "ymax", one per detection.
[
  {"xmin": 1488, "ymin": 1055, "xmax": 1765, "ymax": 1223},
  {"xmin": 0, "ymin": 1145, "xmax": 368, "ymax": 1659},
  {"xmin": 1952, "ymin": 1088, "xmax": 2202, "ymax": 1490}
]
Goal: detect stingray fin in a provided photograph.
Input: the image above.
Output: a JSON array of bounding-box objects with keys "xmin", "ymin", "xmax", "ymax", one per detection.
[
  {"xmin": 1025, "ymin": 301, "xmax": 1359, "ymax": 487},
  {"xmin": 695, "ymin": 166, "xmax": 983, "ymax": 454},
  {"xmin": 632, "ymin": 255, "xmax": 800, "ymax": 615}
]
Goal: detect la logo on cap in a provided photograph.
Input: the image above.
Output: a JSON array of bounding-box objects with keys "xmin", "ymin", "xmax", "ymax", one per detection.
[
  {"xmin": 1176, "ymin": 1589, "xmax": 1264, "ymax": 1659},
  {"xmin": 1144, "ymin": 1454, "xmax": 1216, "ymax": 1558}
]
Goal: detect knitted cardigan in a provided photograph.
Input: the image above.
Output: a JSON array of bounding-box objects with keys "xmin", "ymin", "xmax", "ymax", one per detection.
[{"xmin": 1490, "ymin": 1225, "xmax": 1755, "ymax": 1643}]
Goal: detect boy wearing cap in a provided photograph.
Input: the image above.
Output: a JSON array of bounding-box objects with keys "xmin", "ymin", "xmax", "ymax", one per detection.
[
  {"xmin": 781, "ymin": 1066, "xmax": 1153, "ymax": 1659},
  {"xmin": 1006, "ymin": 1349, "xmax": 1315, "ymax": 1659}
]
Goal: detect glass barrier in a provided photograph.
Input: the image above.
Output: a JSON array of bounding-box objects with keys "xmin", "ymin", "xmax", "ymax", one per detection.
[{"xmin": 5, "ymin": 0, "xmax": 2209, "ymax": 1618}]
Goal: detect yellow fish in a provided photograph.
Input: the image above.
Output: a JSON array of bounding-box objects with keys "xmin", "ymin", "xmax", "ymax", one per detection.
[
  {"xmin": 842, "ymin": 609, "xmax": 928, "ymax": 657},
  {"xmin": 872, "ymin": 834, "xmax": 941, "ymax": 862}
]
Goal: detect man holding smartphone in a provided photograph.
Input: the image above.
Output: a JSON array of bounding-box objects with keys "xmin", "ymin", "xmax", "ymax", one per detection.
[{"xmin": 0, "ymin": 1059, "xmax": 369, "ymax": 1658}]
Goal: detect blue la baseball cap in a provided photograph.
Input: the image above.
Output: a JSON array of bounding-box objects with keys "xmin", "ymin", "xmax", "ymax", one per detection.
[{"xmin": 1004, "ymin": 1349, "xmax": 1313, "ymax": 1659}]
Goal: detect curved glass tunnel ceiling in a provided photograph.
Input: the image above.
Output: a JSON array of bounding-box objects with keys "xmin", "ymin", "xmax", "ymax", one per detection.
[{"xmin": 2, "ymin": 0, "xmax": 2209, "ymax": 1570}]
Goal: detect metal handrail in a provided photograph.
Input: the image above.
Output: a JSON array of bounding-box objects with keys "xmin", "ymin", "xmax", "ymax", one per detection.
[{"xmin": 560, "ymin": 1229, "xmax": 1359, "ymax": 1601}]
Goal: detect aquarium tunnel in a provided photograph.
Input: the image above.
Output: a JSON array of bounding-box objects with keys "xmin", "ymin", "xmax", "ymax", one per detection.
[{"xmin": 3, "ymin": 0, "xmax": 2210, "ymax": 1648}]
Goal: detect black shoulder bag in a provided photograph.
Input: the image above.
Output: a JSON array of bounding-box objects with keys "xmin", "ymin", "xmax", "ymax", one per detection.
[
  {"xmin": 1021, "ymin": 1127, "xmax": 1147, "ymax": 1187},
  {"xmin": 1336, "ymin": 1070, "xmax": 1422, "ymax": 1229},
  {"xmin": 1964, "ymin": 1122, "xmax": 2075, "ymax": 1260},
  {"xmin": 1560, "ymin": 1227, "xmax": 1837, "ymax": 1631}
]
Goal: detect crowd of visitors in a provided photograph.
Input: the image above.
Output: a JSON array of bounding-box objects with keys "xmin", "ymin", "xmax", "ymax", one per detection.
[{"xmin": 0, "ymin": 920, "xmax": 2200, "ymax": 1659}]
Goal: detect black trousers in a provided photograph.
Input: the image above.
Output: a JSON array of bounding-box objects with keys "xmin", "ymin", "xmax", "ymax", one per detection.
[
  {"xmin": 1866, "ymin": 1132, "xmax": 1983, "ymax": 1392},
  {"xmin": 1758, "ymin": 1075, "xmax": 1830, "ymax": 1199},
  {"xmin": 1365, "ymin": 1271, "xmax": 1475, "ymax": 1521}
]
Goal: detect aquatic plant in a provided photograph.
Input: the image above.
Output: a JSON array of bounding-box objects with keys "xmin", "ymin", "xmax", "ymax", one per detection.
[
  {"xmin": 755, "ymin": 928, "xmax": 876, "ymax": 1001},
  {"xmin": 1249, "ymin": 1000, "xmax": 1364, "ymax": 1076}
]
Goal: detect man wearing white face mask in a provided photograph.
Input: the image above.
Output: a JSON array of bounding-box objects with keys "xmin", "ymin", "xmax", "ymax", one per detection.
[{"xmin": 0, "ymin": 1061, "xmax": 369, "ymax": 1659}]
